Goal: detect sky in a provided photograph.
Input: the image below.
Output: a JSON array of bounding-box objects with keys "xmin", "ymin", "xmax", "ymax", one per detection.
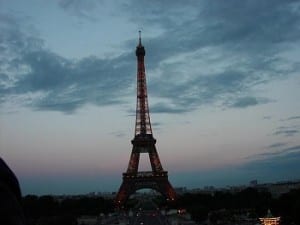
[{"xmin": 1, "ymin": 0, "xmax": 300, "ymax": 195}]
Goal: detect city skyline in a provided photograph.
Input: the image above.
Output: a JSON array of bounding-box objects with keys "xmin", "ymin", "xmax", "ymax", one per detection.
[{"xmin": 1, "ymin": 0, "xmax": 300, "ymax": 195}]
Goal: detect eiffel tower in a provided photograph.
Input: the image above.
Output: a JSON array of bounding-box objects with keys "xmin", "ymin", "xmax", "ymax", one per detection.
[{"xmin": 115, "ymin": 32, "xmax": 177, "ymax": 206}]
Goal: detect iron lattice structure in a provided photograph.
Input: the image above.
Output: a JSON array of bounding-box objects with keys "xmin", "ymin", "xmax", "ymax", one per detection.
[{"xmin": 115, "ymin": 32, "xmax": 177, "ymax": 207}]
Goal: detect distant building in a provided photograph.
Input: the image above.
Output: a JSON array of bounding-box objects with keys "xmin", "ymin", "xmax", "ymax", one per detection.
[
  {"xmin": 250, "ymin": 180, "xmax": 258, "ymax": 187},
  {"xmin": 259, "ymin": 210, "xmax": 280, "ymax": 225},
  {"xmin": 174, "ymin": 187, "xmax": 187, "ymax": 195}
]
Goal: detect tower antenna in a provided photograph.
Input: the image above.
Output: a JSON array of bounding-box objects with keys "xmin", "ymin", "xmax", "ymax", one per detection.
[{"xmin": 138, "ymin": 30, "xmax": 142, "ymax": 45}]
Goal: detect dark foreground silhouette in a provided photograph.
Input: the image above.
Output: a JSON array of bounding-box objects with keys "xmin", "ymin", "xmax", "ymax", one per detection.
[
  {"xmin": 20, "ymin": 187, "xmax": 300, "ymax": 225},
  {"xmin": 0, "ymin": 158, "xmax": 25, "ymax": 225}
]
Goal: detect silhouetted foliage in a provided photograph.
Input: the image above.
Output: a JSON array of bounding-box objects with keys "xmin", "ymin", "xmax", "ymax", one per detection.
[
  {"xmin": 273, "ymin": 188, "xmax": 300, "ymax": 225},
  {"xmin": 21, "ymin": 188, "xmax": 300, "ymax": 225},
  {"xmin": 174, "ymin": 188, "xmax": 299, "ymax": 224},
  {"xmin": 22, "ymin": 195, "xmax": 114, "ymax": 225}
]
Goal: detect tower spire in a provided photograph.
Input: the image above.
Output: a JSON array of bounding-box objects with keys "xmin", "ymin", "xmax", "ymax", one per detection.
[
  {"xmin": 138, "ymin": 30, "xmax": 142, "ymax": 46},
  {"xmin": 135, "ymin": 30, "xmax": 150, "ymax": 135}
]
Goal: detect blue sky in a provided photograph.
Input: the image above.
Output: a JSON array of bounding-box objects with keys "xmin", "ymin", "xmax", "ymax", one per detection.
[{"xmin": 1, "ymin": 0, "xmax": 300, "ymax": 195}]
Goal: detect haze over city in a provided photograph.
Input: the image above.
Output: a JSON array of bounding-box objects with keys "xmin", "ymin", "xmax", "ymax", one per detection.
[{"xmin": 1, "ymin": 0, "xmax": 300, "ymax": 195}]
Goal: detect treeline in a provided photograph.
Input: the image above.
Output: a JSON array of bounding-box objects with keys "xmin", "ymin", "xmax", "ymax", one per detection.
[
  {"xmin": 22, "ymin": 195, "xmax": 114, "ymax": 225},
  {"xmin": 175, "ymin": 187, "xmax": 300, "ymax": 225},
  {"xmin": 21, "ymin": 188, "xmax": 300, "ymax": 225}
]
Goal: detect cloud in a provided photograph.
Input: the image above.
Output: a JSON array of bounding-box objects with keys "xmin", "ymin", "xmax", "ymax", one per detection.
[
  {"xmin": 273, "ymin": 130, "xmax": 299, "ymax": 137},
  {"xmin": 0, "ymin": 13, "xmax": 135, "ymax": 113},
  {"xmin": 273, "ymin": 126, "xmax": 300, "ymax": 137},
  {"xmin": 124, "ymin": 0, "xmax": 300, "ymax": 113},
  {"xmin": 231, "ymin": 97, "xmax": 258, "ymax": 108},
  {"xmin": 1, "ymin": 0, "xmax": 300, "ymax": 114},
  {"xmin": 151, "ymin": 103, "xmax": 191, "ymax": 114},
  {"xmin": 238, "ymin": 149, "xmax": 300, "ymax": 182},
  {"xmin": 226, "ymin": 145, "xmax": 300, "ymax": 184},
  {"xmin": 230, "ymin": 97, "xmax": 273, "ymax": 108},
  {"xmin": 263, "ymin": 116, "xmax": 272, "ymax": 120},
  {"xmin": 258, "ymin": 145, "xmax": 300, "ymax": 157},
  {"xmin": 148, "ymin": 69, "xmax": 250, "ymax": 114},
  {"xmin": 125, "ymin": 0, "xmax": 300, "ymax": 54},
  {"xmin": 17, "ymin": 51, "xmax": 134, "ymax": 113},
  {"xmin": 267, "ymin": 142, "xmax": 287, "ymax": 149},
  {"xmin": 58, "ymin": 0, "xmax": 100, "ymax": 21},
  {"xmin": 174, "ymin": 146, "xmax": 300, "ymax": 187},
  {"xmin": 286, "ymin": 116, "xmax": 300, "ymax": 121},
  {"xmin": 2, "ymin": 49, "xmax": 134, "ymax": 113}
]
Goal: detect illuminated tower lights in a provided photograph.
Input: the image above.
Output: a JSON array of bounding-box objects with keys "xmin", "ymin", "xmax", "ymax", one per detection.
[{"xmin": 115, "ymin": 32, "xmax": 177, "ymax": 207}]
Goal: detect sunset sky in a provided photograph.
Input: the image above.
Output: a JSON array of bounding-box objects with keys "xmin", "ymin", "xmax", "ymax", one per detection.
[{"xmin": 1, "ymin": 0, "xmax": 300, "ymax": 195}]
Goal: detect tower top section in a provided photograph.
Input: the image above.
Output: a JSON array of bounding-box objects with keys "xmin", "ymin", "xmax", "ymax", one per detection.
[
  {"xmin": 136, "ymin": 30, "xmax": 145, "ymax": 56},
  {"xmin": 134, "ymin": 30, "xmax": 152, "ymax": 136}
]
